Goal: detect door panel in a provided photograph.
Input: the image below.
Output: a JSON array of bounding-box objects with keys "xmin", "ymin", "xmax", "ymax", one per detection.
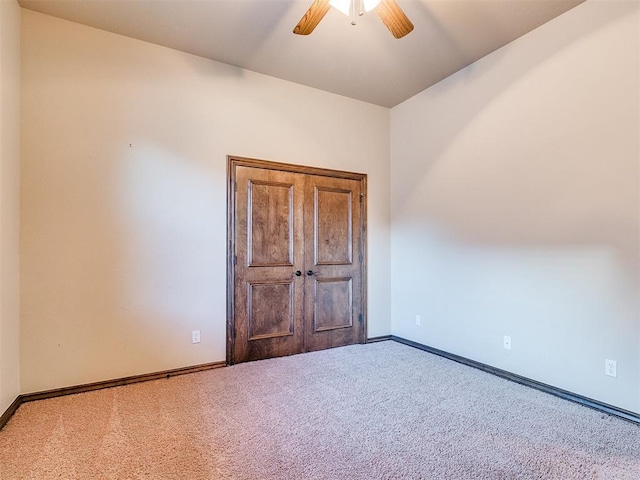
[
  {"xmin": 248, "ymin": 181, "xmax": 293, "ymax": 267},
  {"xmin": 315, "ymin": 187, "xmax": 352, "ymax": 265},
  {"xmin": 313, "ymin": 277, "xmax": 353, "ymax": 332},
  {"xmin": 233, "ymin": 166, "xmax": 305, "ymax": 363},
  {"xmin": 304, "ymin": 175, "xmax": 363, "ymax": 352},
  {"xmin": 247, "ymin": 281, "xmax": 294, "ymax": 340}
]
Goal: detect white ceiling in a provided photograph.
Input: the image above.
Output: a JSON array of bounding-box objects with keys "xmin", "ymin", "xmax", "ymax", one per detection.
[{"xmin": 18, "ymin": 0, "xmax": 585, "ymax": 107}]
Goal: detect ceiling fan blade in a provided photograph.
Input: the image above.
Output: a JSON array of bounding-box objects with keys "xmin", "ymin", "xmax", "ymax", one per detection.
[
  {"xmin": 374, "ymin": 0, "xmax": 414, "ymax": 39},
  {"xmin": 293, "ymin": 0, "xmax": 331, "ymax": 35}
]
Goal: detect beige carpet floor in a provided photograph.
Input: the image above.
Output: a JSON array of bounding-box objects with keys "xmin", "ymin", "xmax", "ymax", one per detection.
[{"xmin": 1, "ymin": 341, "xmax": 639, "ymax": 479}]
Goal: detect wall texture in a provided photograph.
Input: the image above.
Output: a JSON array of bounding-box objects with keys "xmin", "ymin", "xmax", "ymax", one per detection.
[
  {"xmin": 0, "ymin": 0, "xmax": 21, "ymax": 413},
  {"xmin": 390, "ymin": 0, "xmax": 639, "ymax": 413},
  {"xmin": 20, "ymin": 10, "xmax": 390, "ymax": 393}
]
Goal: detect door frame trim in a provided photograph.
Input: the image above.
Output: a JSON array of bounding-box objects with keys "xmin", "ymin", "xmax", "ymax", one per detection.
[{"xmin": 227, "ymin": 156, "xmax": 368, "ymax": 365}]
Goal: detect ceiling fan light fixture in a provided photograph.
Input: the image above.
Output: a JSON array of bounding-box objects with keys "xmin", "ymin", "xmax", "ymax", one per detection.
[
  {"xmin": 294, "ymin": 0, "xmax": 414, "ymax": 38},
  {"xmin": 363, "ymin": 0, "xmax": 381, "ymax": 12},
  {"xmin": 329, "ymin": 0, "xmax": 351, "ymax": 16}
]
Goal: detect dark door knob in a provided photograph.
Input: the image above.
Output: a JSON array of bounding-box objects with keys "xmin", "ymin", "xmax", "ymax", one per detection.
[
  {"xmin": 294, "ymin": 270, "xmax": 302, "ymax": 277},
  {"xmin": 307, "ymin": 270, "xmax": 315, "ymax": 276}
]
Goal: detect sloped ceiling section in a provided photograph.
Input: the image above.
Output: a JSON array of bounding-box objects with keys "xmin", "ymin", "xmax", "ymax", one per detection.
[{"xmin": 19, "ymin": 0, "xmax": 585, "ymax": 107}]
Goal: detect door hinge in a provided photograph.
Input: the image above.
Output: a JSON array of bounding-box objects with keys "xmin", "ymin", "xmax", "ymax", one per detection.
[
  {"xmin": 358, "ymin": 313, "xmax": 363, "ymax": 324},
  {"xmin": 234, "ymin": 254, "xmax": 237, "ymax": 265},
  {"xmin": 359, "ymin": 252, "xmax": 363, "ymax": 264}
]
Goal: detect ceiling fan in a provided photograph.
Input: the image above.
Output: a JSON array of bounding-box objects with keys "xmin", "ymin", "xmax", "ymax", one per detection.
[{"xmin": 294, "ymin": 0, "xmax": 414, "ymax": 39}]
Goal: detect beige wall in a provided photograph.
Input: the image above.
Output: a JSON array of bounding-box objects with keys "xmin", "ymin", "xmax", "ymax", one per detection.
[
  {"xmin": 0, "ymin": 0, "xmax": 21, "ymax": 412},
  {"xmin": 20, "ymin": 10, "xmax": 390, "ymax": 393},
  {"xmin": 390, "ymin": 0, "xmax": 640, "ymax": 413}
]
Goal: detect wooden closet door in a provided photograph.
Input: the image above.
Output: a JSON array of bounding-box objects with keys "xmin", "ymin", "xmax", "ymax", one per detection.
[
  {"xmin": 303, "ymin": 174, "xmax": 364, "ymax": 352},
  {"xmin": 232, "ymin": 166, "xmax": 305, "ymax": 363},
  {"xmin": 229, "ymin": 158, "xmax": 366, "ymax": 365}
]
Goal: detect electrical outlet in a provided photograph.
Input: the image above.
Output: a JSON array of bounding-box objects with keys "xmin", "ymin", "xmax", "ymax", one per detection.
[
  {"xmin": 192, "ymin": 330, "xmax": 201, "ymax": 344},
  {"xmin": 503, "ymin": 335, "xmax": 512, "ymax": 350},
  {"xmin": 415, "ymin": 315, "xmax": 421, "ymax": 326},
  {"xmin": 605, "ymin": 359, "xmax": 617, "ymax": 377}
]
